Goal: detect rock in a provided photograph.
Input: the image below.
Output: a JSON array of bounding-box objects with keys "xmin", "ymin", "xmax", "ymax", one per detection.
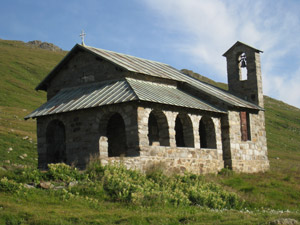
[
  {"xmin": 53, "ymin": 186, "xmax": 65, "ymax": 190},
  {"xmin": 27, "ymin": 40, "xmax": 62, "ymax": 52},
  {"xmin": 68, "ymin": 181, "xmax": 78, "ymax": 187},
  {"xmin": 24, "ymin": 184, "xmax": 35, "ymax": 189},
  {"xmin": 4, "ymin": 160, "xmax": 10, "ymax": 164},
  {"xmin": 276, "ymin": 157, "xmax": 280, "ymax": 160},
  {"xmin": 19, "ymin": 156, "xmax": 24, "ymax": 160},
  {"xmin": 39, "ymin": 181, "xmax": 54, "ymax": 189},
  {"xmin": 22, "ymin": 136, "xmax": 29, "ymax": 140},
  {"xmin": 23, "ymin": 154, "xmax": 27, "ymax": 158},
  {"xmin": 22, "ymin": 109, "xmax": 27, "ymax": 112},
  {"xmin": 270, "ymin": 218, "xmax": 299, "ymax": 225},
  {"xmin": 8, "ymin": 147, "xmax": 13, "ymax": 151},
  {"xmin": 12, "ymin": 164, "xmax": 25, "ymax": 169}
]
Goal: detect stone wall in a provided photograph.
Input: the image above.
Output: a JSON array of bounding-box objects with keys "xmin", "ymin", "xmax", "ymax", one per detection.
[
  {"xmin": 130, "ymin": 106, "xmax": 223, "ymax": 174},
  {"xmin": 224, "ymin": 110, "xmax": 269, "ymax": 172},
  {"xmin": 36, "ymin": 102, "xmax": 268, "ymax": 174},
  {"xmin": 37, "ymin": 103, "xmax": 138, "ymax": 169},
  {"xmin": 47, "ymin": 50, "xmax": 128, "ymax": 100},
  {"xmin": 100, "ymin": 146, "xmax": 224, "ymax": 174}
]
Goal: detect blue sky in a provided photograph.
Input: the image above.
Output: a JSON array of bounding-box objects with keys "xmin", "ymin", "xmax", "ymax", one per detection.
[{"xmin": 1, "ymin": 0, "xmax": 300, "ymax": 108}]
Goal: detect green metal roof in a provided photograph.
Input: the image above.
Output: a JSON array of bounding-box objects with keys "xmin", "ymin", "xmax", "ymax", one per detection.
[{"xmin": 25, "ymin": 78, "xmax": 224, "ymax": 119}]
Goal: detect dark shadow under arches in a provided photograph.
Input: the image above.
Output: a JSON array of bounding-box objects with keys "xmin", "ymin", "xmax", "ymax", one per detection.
[
  {"xmin": 148, "ymin": 110, "xmax": 170, "ymax": 146},
  {"xmin": 46, "ymin": 119, "xmax": 66, "ymax": 164},
  {"xmin": 106, "ymin": 113, "xmax": 127, "ymax": 157},
  {"xmin": 175, "ymin": 113, "xmax": 194, "ymax": 147},
  {"xmin": 199, "ymin": 117, "xmax": 216, "ymax": 149}
]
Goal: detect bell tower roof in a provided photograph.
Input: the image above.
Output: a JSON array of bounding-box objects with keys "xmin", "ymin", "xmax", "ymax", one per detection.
[{"xmin": 223, "ymin": 41, "xmax": 263, "ymax": 57}]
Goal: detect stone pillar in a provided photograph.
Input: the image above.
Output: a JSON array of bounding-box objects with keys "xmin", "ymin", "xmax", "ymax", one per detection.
[
  {"xmin": 37, "ymin": 117, "xmax": 47, "ymax": 169},
  {"xmin": 189, "ymin": 114, "xmax": 201, "ymax": 148},
  {"xmin": 164, "ymin": 111, "xmax": 178, "ymax": 147},
  {"xmin": 212, "ymin": 117, "xmax": 223, "ymax": 160},
  {"xmin": 99, "ymin": 136, "xmax": 108, "ymax": 157},
  {"xmin": 137, "ymin": 107, "xmax": 151, "ymax": 146},
  {"xmin": 123, "ymin": 105, "xmax": 139, "ymax": 156}
]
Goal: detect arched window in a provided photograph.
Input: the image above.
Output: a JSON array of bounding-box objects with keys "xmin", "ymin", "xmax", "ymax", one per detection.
[
  {"xmin": 175, "ymin": 114, "xmax": 194, "ymax": 147},
  {"xmin": 148, "ymin": 110, "xmax": 170, "ymax": 146},
  {"xmin": 46, "ymin": 120, "xmax": 66, "ymax": 164},
  {"xmin": 199, "ymin": 117, "xmax": 216, "ymax": 149},
  {"xmin": 238, "ymin": 52, "xmax": 248, "ymax": 80},
  {"xmin": 107, "ymin": 113, "xmax": 127, "ymax": 157}
]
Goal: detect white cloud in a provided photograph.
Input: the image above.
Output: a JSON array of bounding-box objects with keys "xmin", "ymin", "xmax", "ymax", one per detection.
[{"xmin": 142, "ymin": 0, "xmax": 300, "ymax": 108}]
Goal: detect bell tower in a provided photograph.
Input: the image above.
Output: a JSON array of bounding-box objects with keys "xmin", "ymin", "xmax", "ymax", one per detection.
[{"xmin": 223, "ymin": 41, "xmax": 264, "ymax": 107}]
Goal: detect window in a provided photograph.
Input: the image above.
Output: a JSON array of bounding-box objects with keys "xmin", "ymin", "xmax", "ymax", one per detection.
[
  {"xmin": 240, "ymin": 112, "xmax": 251, "ymax": 141},
  {"xmin": 238, "ymin": 52, "xmax": 248, "ymax": 80}
]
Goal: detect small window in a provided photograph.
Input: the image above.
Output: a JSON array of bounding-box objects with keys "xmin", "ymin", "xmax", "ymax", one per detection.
[{"xmin": 240, "ymin": 112, "xmax": 251, "ymax": 141}]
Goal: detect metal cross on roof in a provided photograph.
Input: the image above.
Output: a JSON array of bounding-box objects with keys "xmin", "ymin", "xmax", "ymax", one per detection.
[{"xmin": 79, "ymin": 30, "xmax": 86, "ymax": 45}]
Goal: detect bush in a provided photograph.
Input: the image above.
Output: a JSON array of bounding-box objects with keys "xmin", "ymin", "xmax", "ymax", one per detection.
[
  {"xmin": 0, "ymin": 177, "xmax": 22, "ymax": 192},
  {"xmin": 101, "ymin": 164, "xmax": 243, "ymax": 208},
  {"xmin": 46, "ymin": 163, "xmax": 86, "ymax": 182}
]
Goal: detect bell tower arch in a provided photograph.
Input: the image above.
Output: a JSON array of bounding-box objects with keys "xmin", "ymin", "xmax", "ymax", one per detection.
[{"xmin": 223, "ymin": 41, "xmax": 264, "ymax": 107}]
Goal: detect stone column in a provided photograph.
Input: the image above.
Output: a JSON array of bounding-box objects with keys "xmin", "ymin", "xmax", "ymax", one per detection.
[
  {"xmin": 189, "ymin": 114, "xmax": 201, "ymax": 148},
  {"xmin": 164, "ymin": 111, "xmax": 178, "ymax": 147},
  {"xmin": 212, "ymin": 117, "xmax": 223, "ymax": 160},
  {"xmin": 137, "ymin": 107, "xmax": 151, "ymax": 146}
]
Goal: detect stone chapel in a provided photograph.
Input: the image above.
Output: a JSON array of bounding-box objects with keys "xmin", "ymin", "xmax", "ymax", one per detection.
[{"xmin": 25, "ymin": 41, "xmax": 269, "ymax": 173}]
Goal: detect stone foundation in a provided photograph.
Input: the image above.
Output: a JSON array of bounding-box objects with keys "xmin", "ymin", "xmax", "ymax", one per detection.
[{"xmin": 100, "ymin": 146, "xmax": 224, "ymax": 174}]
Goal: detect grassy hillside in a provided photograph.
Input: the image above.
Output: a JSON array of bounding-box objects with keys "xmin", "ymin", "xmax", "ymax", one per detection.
[
  {"xmin": 0, "ymin": 40, "xmax": 66, "ymax": 166},
  {"xmin": 0, "ymin": 39, "xmax": 299, "ymax": 224}
]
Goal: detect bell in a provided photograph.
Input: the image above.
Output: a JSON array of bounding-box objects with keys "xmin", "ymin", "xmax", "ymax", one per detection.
[{"xmin": 241, "ymin": 59, "xmax": 247, "ymax": 68}]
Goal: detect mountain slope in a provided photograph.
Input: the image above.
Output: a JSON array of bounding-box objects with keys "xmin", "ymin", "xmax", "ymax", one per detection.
[
  {"xmin": 0, "ymin": 39, "xmax": 299, "ymax": 213},
  {"xmin": 0, "ymin": 40, "xmax": 66, "ymax": 166}
]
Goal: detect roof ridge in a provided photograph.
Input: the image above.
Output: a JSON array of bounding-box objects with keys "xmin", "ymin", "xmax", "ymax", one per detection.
[{"xmin": 85, "ymin": 45, "xmax": 169, "ymax": 66}]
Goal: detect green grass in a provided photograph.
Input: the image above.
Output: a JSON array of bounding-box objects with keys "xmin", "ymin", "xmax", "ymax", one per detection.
[{"xmin": 0, "ymin": 39, "xmax": 299, "ymax": 224}]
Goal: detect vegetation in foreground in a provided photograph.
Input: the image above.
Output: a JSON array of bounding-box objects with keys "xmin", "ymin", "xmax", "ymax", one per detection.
[
  {"xmin": 0, "ymin": 162, "xmax": 299, "ymax": 225},
  {"xmin": 0, "ymin": 39, "xmax": 299, "ymax": 224}
]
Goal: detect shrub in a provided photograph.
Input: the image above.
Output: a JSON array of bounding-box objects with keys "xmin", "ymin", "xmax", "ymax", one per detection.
[
  {"xmin": 101, "ymin": 164, "xmax": 243, "ymax": 209},
  {"xmin": 46, "ymin": 163, "xmax": 86, "ymax": 182},
  {"xmin": 0, "ymin": 177, "xmax": 22, "ymax": 192},
  {"xmin": 85, "ymin": 158, "xmax": 105, "ymax": 180},
  {"xmin": 20, "ymin": 167, "xmax": 44, "ymax": 184}
]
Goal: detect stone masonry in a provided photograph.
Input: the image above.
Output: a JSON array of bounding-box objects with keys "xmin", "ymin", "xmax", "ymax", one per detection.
[{"xmin": 28, "ymin": 41, "xmax": 269, "ymax": 174}]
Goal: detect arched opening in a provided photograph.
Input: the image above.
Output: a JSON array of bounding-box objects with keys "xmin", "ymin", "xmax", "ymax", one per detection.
[
  {"xmin": 238, "ymin": 52, "xmax": 248, "ymax": 80},
  {"xmin": 107, "ymin": 113, "xmax": 127, "ymax": 157},
  {"xmin": 148, "ymin": 110, "xmax": 170, "ymax": 146},
  {"xmin": 46, "ymin": 120, "xmax": 66, "ymax": 164},
  {"xmin": 199, "ymin": 117, "xmax": 216, "ymax": 149},
  {"xmin": 175, "ymin": 114, "xmax": 194, "ymax": 147}
]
